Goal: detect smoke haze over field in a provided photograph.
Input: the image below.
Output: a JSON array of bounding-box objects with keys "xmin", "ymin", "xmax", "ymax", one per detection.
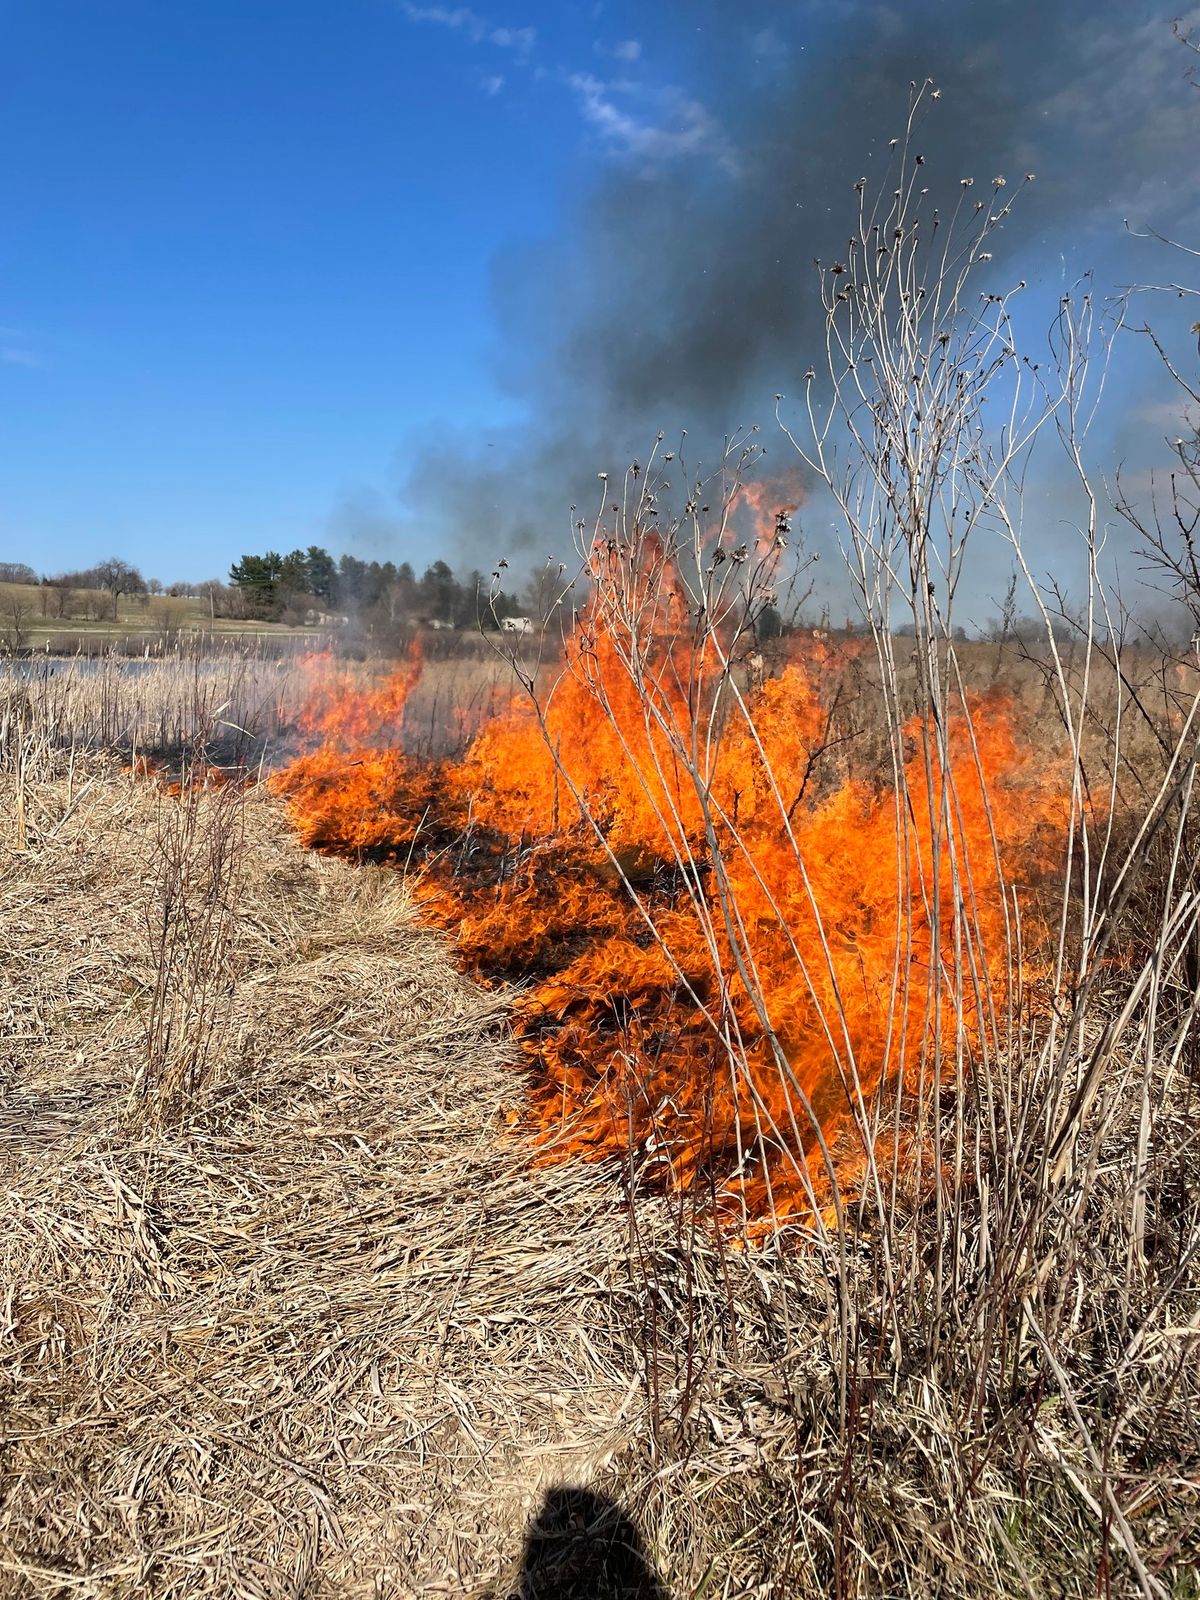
[{"xmin": 388, "ymin": 0, "xmax": 1200, "ymax": 614}]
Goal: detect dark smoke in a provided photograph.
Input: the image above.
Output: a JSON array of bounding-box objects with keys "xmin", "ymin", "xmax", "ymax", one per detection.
[{"xmin": 391, "ymin": 0, "xmax": 1199, "ymax": 583}]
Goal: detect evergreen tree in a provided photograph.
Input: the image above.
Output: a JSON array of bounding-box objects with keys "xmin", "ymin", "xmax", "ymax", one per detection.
[
  {"xmin": 229, "ymin": 552, "xmax": 284, "ymax": 618},
  {"xmin": 305, "ymin": 545, "xmax": 337, "ymax": 601},
  {"xmin": 420, "ymin": 560, "xmax": 457, "ymax": 623}
]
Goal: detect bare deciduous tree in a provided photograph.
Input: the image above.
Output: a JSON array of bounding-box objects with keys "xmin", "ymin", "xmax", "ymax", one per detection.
[
  {"xmin": 93, "ymin": 556, "xmax": 147, "ymax": 621},
  {"xmin": 0, "ymin": 593, "xmax": 33, "ymax": 651}
]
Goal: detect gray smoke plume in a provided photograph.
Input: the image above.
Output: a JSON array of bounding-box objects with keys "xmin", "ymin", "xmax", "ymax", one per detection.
[{"xmin": 390, "ymin": 0, "xmax": 1199, "ymax": 584}]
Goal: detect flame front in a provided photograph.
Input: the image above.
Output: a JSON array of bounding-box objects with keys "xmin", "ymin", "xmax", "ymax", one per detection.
[{"xmin": 273, "ymin": 598, "xmax": 1066, "ymax": 1224}]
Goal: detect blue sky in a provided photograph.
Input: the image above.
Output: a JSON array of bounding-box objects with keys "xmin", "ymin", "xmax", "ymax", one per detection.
[
  {"xmin": 0, "ymin": 0, "xmax": 647, "ymax": 577},
  {"xmin": 0, "ymin": 1, "xmax": 1197, "ymax": 590}
]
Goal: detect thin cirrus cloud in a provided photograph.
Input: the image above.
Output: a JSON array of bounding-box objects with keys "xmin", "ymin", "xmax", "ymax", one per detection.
[
  {"xmin": 396, "ymin": 3, "xmax": 732, "ymax": 172},
  {"xmin": 565, "ymin": 72, "xmax": 737, "ymax": 172},
  {"xmin": 396, "ymin": 3, "xmax": 535, "ymax": 56}
]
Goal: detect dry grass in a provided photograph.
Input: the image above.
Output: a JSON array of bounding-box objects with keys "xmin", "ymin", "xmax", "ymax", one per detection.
[
  {"xmin": 0, "ymin": 651, "xmax": 329, "ymax": 769},
  {"xmin": 1, "ymin": 761, "xmax": 648, "ymax": 1596},
  {"xmin": 2, "ymin": 659, "xmax": 1198, "ymax": 1597},
  {"xmin": 0, "ymin": 647, "xmax": 555, "ymax": 773}
]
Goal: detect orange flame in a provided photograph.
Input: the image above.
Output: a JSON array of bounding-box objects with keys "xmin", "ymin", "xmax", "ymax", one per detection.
[
  {"xmin": 733, "ymin": 475, "xmax": 804, "ymax": 552},
  {"xmin": 271, "ymin": 643, "xmax": 433, "ymax": 856},
  {"xmin": 272, "ymin": 614, "xmax": 1067, "ymax": 1224}
]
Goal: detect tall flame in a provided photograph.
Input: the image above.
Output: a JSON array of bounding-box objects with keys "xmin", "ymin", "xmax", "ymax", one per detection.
[{"xmin": 273, "ymin": 613, "xmax": 1066, "ymax": 1223}]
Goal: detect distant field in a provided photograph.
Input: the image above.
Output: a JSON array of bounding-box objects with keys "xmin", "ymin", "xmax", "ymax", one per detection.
[{"xmin": 0, "ymin": 580, "xmax": 313, "ymax": 645}]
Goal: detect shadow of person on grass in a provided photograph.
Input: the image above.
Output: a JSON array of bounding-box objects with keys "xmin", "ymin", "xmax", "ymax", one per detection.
[{"xmin": 503, "ymin": 1485, "xmax": 668, "ymax": 1599}]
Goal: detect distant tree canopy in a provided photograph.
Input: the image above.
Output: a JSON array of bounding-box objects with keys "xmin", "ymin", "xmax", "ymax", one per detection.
[
  {"xmin": 1, "ymin": 541, "xmax": 541, "ymax": 636},
  {"xmin": 756, "ymin": 604, "xmax": 785, "ymax": 641},
  {"xmin": 93, "ymin": 557, "xmax": 147, "ymax": 614},
  {"xmin": 33, "ymin": 558, "xmax": 148, "ymax": 620},
  {"xmin": 228, "ymin": 549, "xmax": 323, "ymax": 618},
  {"xmin": 227, "ymin": 545, "xmax": 527, "ymax": 631},
  {"xmin": 0, "ymin": 562, "xmax": 38, "ymax": 585}
]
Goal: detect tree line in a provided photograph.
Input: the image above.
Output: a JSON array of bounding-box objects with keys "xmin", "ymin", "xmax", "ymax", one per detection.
[
  {"xmin": 0, "ymin": 548, "xmax": 547, "ymax": 635},
  {"xmin": 2, "ymin": 557, "xmax": 155, "ymax": 623},
  {"xmin": 226, "ymin": 546, "xmax": 529, "ymax": 628},
  {"xmin": 5, "ymin": 546, "xmax": 1096, "ymax": 644}
]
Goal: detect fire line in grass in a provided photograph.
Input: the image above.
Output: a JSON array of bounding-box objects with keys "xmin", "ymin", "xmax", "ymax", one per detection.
[{"xmin": 271, "ymin": 579, "xmax": 1067, "ymax": 1225}]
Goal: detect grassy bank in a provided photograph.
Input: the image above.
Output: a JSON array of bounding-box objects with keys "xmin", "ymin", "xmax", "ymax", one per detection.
[{"xmin": 0, "ymin": 580, "xmax": 322, "ymax": 650}]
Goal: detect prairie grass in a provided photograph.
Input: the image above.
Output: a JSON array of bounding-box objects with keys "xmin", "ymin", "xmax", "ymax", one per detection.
[
  {"xmin": 0, "ymin": 649, "xmax": 320, "ymax": 769},
  {"xmin": 3, "ymin": 624, "xmax": 1198, "ymax": 1598}
]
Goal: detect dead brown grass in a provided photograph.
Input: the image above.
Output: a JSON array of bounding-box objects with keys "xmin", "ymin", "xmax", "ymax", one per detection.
[
  {"xmin": 0, "ymin": 652, "xmax": 327, "ymax": 768},
  {"xmin": 1, "ymin": 765, "xmax": 651, "ymax": 1596},
  {"xmin": 2, "ymin": 674, "xmax": 1198, "ymax": 1598}
]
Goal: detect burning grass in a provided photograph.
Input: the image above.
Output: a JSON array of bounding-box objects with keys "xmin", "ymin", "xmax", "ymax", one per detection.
[
  {"xmin": 259, "ymin": 478, "xmax": 1200, "ymax": 1592},
  {"xmin": 5, "ymin": 132, "xmax": 1200, "ymax": 1593},
  {"xmin": 271, "ymin": 624, "xmax": 1072, "ymax": 1226},
  {"xmin": 3, "ymin": 646, "xmax": 1199, "ymax": 1596}
]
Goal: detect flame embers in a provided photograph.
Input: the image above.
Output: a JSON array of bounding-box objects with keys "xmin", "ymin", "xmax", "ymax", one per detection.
[
  {"xmin": 732, "ymin": 476, "xmax": 804, "ymax": 552},
  {"xmin": 272, "ymin": 612, "xmax": 1066, "ymax": 1226}
]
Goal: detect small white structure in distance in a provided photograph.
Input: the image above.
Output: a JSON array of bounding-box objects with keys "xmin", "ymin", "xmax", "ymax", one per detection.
[{"xmin": 500, "ymin": 616, "xmax": 534, "ymax": 635}]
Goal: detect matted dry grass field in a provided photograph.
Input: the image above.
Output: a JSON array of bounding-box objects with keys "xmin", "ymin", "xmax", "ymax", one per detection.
[
  {"xmin": 1, "ymin": 761, "xmax": 828, "ymax": 1599},
  {"xmin": 1, "ymin": 768, "xmax": 643, "ymax": 1595},
  {"xmin": 2, "ymin": 653, "xmax": 1198, "ymax": 1600}
]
